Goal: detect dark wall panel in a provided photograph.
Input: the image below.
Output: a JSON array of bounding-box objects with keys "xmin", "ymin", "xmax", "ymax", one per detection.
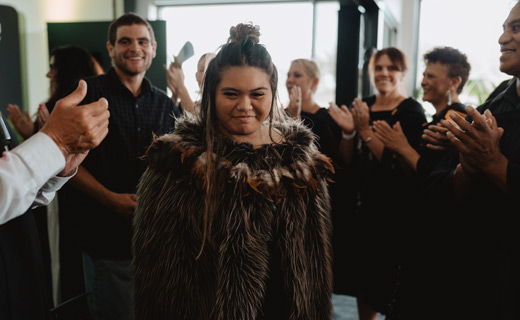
[
  {"xmin": 0, "ymin": 5, "xmax": 23, "ymax": 116},
  {"xmin": 47, "ymin": 20, "xmax": 167, "ymax": 91}
]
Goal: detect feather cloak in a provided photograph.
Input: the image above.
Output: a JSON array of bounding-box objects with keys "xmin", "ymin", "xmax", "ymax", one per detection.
[{"xmin": 133, "ymin": 117, "xmax": 334, "ymax": 320}]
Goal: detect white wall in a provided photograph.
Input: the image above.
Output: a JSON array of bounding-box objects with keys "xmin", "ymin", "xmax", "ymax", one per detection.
[{"xmin": 0, "ymin": 0, "xmax": 122, "ymax": 113}]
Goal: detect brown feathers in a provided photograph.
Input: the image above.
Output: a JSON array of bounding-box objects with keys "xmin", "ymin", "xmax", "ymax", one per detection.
[{"xmin": 133, "ymin": 117, "xmax": 334, "ymax": 320}]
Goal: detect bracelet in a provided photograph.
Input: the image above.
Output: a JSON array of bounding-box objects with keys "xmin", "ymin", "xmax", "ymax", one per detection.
[
  {"xmin": 363, "ymin": 136, "xmax": 373, "ymax": 143},
  {"xmin": 341, "ymin": 130, "xmax": 356, "ymax": 140}
]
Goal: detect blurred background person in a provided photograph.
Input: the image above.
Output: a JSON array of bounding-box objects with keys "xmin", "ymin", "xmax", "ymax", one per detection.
[
  {"xmin": 6, "ymin": 45, "xmax": 101, "ymax": 313},
  {"xmin": 328, "ymin": 47, "xmax": 426, "ymax": 320},
  {"xmin": 285, "ymin": 58, "xmax": 342, "ymax": 158},
  {"xmin": 0, "ymin": 80, "xmax": 109, "ymax": 320},
  {"xmin": 165, "ymin": 52, "xmax": 216, "ymax": 114},
  {"xmin": 8, "ymin": 46, "xmax": 102, "ymax": 139},
  {"xmin": 370, "ymin": 46, "xmax": 471, "ymax": 318},
  {"xmin": 413, "ymin": 3, "xmax": 520, "ymax": 318},
  {"xmin": 373, "ymin": 46, "xmax": 471, "ymax": 178},
  {"xmin": 285, "ymin": 58, "xmax": 357, "ymax": 318}
]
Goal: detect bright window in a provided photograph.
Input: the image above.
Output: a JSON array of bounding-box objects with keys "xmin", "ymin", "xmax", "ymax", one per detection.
[
  {"xmin": 416, "ymin": 0, "xmax": 515, "ymax": 117},
  {"xmin": 158, "ymin": 1, "xmax": 338, "ymax": 109}
]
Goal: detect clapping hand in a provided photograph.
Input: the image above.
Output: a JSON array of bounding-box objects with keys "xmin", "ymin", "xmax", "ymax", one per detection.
[
  {"xmin": 441, "ymin": 106, "xmax": 504, "ymax": 176},
  {"xmin": 328, "ymin": 102, "xmax": 355, "ymax": 134},
  {"xmin": 423, "ymin": 124, "xmax": 452, "ymax": 151},
  {"xmin": 351, "ymin": 98, "xmax": 371, "ymax": 133},
  {"xmin": 164, "ymin": 57, "xmax": 185, "ymax": 102},
  {"xmin": 373, "ymin": 120, "xmax": 408, "ymax": 153},
  {"xmin": 287, "ymin": 86, "xmax": 302, "ymax": 119},
  {"xmin": 7, "ymin": 104, "xmax": 34, "ymax": 139}
]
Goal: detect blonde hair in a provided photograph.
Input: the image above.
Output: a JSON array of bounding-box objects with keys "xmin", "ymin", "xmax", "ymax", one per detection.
[
  {"xmin": 291, "ymin": 59, "xmax": 320, "ymax": 78},
  {"xmin": 290, "ymin": 59, "xmax": 320, "ymax": 92}
]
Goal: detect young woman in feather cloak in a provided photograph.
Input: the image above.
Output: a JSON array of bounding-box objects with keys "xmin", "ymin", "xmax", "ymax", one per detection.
[{"xmin": 132, "ymin": 23, "xmax": 335, "ymax": 320}]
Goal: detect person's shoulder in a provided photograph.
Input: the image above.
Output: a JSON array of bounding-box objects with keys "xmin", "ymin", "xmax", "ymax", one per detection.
[
  {"xmin": 477, "ymin": 77, "xmax": 516, "ymax": 113},
  {"xmin": 313, "ymin": 107, "xmax": 334, "ymax": 121},
  {"xmin": 442, "ymin": 103, "xmax": 467, "ymax": 122},
  {"xmin": 144, "ymin": 116, "xmax": 204, "ymax": 169},
  {"xmin": 148, "ymin": 83, "xmax": 171, "ymax": 101},
  {"xmin": 362, "ymin": 95, "xmax": 377, "ymax": 105},
  {"xmin": 486, "ymin": 78, "xmax": 514, "ymax": 102},
  {"xmin": 274, "ymin": 119, "xmax": 334, "ymax": 174},
  {"xmin": 402, "ymin": 97, "xmax": 423, "ymax": 108},
  {"xmin": 449, "ymin": 102, "xmax": 467, "ymax": 114},
  {"xmin": 397, "ymin": 97, "xmax": 425, "ymax": 114}
]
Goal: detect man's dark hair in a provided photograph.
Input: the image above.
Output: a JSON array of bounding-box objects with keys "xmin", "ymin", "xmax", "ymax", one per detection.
[
  {"xmin": 108, "ymin": 12, "xmax": 155, "ymax": 45},
  {"xmin": 424, "ymin": 47, "xmax": 471, "ymax": 93}
]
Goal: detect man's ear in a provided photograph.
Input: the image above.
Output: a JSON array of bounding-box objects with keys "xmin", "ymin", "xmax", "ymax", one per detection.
[
  {"xmin": 107, "ymin": 41, "xmax": 114, "ymax": 59},
  {"xmin": 152, "ymin": 41, "xmax": 157, "ymax": 59}
]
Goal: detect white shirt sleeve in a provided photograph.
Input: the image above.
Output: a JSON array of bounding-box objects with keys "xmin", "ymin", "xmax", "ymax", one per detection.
[{"xmin": 0, "ymin": 132, "xmax": 71, "ymax": 225}]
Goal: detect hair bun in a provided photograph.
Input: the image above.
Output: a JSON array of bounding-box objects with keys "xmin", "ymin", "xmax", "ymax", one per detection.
[{"xmin": 228, "ymin": 23, "xmax": 260, "ymax": 44}]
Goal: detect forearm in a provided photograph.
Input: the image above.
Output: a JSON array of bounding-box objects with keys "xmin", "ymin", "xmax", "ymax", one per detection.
[
  {"xmin": 177, "ymin": 86, "xmax": 195, "ymax": 114},
  {"xmin": 358, "ymin": 129, "xmax": 384, "ymax": 161},
  {"xmin": 395, "ymin": 144, "xmax": 420, "ymax": 172},
  {"xmin": 0, "ymin": 132, "xmax": 68, "ymax": 224},
  {"xmin": 338, "ymin": 134, "xmax": 354, "ymax": 165},
  {"xmin": 452, "ymin": 164, "xmax": 475, "ymax": 200},
  {"xmin": 69, "ymin": 165, "xmax": 114, "ymax": 208},
  {"xmin": 482, "ymin": 154, "xmax": 508, "ymax": 193}
]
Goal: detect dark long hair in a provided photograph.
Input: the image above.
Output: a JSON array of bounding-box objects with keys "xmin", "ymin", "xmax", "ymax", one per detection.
[
  {"xmin": 46, "ymin": 45, "xmax": 98, "ymax": 113},
  {"xmin": 197, "ymin": 23, "xmax": 280, "ymax": 257}
]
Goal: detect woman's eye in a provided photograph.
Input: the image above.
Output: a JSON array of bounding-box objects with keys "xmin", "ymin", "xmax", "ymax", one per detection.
[
  {"xmin": 223, "ymin": 92, "xmax": 237, "ymax": 97},
  {"xmin": 252, "ymin": 92, "xmax": 265, "ymax": 98}
]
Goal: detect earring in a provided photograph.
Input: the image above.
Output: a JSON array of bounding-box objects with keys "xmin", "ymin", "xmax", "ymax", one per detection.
[{"xmin": 447, "ymin": 90, "xmax": 452, "ymax": 106}]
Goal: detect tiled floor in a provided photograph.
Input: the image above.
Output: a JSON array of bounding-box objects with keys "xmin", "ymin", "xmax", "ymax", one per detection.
[{"xmin": 332, "ymin": 294, "xmax": 385, "ymax": 320}]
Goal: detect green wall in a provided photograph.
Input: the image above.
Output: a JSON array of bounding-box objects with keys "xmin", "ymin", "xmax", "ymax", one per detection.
[{"xmin": 47, "ymin": 20, "xmax": 168, "ymax": 92}]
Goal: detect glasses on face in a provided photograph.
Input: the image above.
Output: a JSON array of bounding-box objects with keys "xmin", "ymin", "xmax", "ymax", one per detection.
[{"xmin": 48, "ymin": 63, "xmax": 57, "ymax": 73}]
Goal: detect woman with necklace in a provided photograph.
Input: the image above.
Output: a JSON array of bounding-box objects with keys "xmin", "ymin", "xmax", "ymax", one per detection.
[
  {"xmin": 133, "ymin": 24, "xmax": 334, "ymax": 319},
  {"xmin": 286, "ymin": 58, "xmax": 342, "ymax": 160},
  {"xmin": 371, "ymin": 46, "xmax": 470, "ymax": 180},
  {"xmin": 370, "ymin": 47, "xmax": 471, "ymax": 319}
]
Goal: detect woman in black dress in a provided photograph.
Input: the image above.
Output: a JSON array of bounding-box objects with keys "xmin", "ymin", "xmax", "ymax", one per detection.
[
  {"xmin": 370, "ymin": 47, "xmax": 471, "ymax": 319},
  {"xmin": 329, "ymin": 47, "xmax": 426, "ymax": 320}
]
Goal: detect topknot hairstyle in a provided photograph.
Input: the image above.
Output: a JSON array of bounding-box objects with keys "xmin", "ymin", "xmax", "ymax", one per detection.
[
  {"xmin": 424, "ymin": 46, "xmax": 471, "ymax": 94},
  {"xmin": 196, "ymin": 22, "xmax": 280, "ymax": 258},
  {"xmin": 228, "ymin": 23, "xmax": 260, "ymax": 44},
  {"xmin": 200, "ymin": 22, "xmax": 278, "ymax": 128}
]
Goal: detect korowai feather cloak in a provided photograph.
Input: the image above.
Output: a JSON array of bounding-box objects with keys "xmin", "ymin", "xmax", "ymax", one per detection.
[{"xmin": 133, "ymin": 117, "xmax": 335, "ymax": 320}]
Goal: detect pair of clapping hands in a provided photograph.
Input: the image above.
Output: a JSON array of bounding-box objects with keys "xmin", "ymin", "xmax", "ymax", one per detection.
[
  {"xmin": 8, "ymin": 103, "xmax": 51, "ymax": 140},
  {"xmin": 328, "ymin": 98, "xmax": 504, "ymax": 174},
  {"xmin": 5, "ymin": 81, "xmax": 109, "ymax": 177}
]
